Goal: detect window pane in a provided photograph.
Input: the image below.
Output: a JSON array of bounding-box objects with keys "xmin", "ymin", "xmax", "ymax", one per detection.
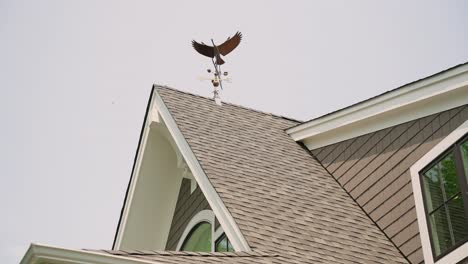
[
  {"xmin": 423, "ymin": 153, "xmax": 461, "ymax": 212},
  {"xmin": 429, "ymin": 206, "xmax": 452, "ymax": 256},
  {"xmin": 215, "ymin": 234, "xmax": 234, "ymax": 252},
  {"xmin": 439, "ymin": 154, "xmax": 460, "ymax": 198},
  {"xmin": 447, "ymin": 194, "xmax": 468, "ymax": 245},
  {"xmin": 227, "ymin": 239, "xmax": 234, "ymax": 252},
  {"xmin": 423, "ymin": 166, "xmax": 444, "ymax": 212},
  {"xmin": 215, "ymin": 236, "xmax": 228, "ymax": 252},
  {"xmin": 181, "ymin": 222, "xmax": 211, "ymax": 252},
  {"xmin": 461, "ymin": 139, "xmax": 468, "ymax": 182}
]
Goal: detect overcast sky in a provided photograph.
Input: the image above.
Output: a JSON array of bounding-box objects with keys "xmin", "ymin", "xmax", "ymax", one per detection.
[{"xmin": 1, "ymin": 1, "xmax": 468, "ymax": 263}]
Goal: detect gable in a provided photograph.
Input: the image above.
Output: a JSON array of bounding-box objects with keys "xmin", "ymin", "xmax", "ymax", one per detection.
[
  {"xmin": 116, "ymin": 113, "xmax": 188, "ymax": 250},
  {"xmin": 113, "ymin": 86, "xmax": 250, "ymax": 252},
  {"xmin": 311, "ymin": 105, "xmax": 468, "ymax": 263}
]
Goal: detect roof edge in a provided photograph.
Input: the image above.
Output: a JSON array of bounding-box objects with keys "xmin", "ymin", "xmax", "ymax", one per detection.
[
  {"xmin": 20, "ymin": 244, "xmax": 157, "ymax": 264},
  {"xmin": 287, "ymin": 62, "xmax": 468, "ymax": 148},
  {"xmin": 112, "ymin": 85, "xmax": 156, "ymax": 250}
]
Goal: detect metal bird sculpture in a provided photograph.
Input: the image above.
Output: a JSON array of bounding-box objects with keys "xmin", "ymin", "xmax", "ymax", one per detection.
[
  {"xmin": 192, "ymin": 31, "xmax": 242, "ymax": 105},
  {"xmin": 192, "ymin": 31, "xmax": 242, "ymax": 65}
]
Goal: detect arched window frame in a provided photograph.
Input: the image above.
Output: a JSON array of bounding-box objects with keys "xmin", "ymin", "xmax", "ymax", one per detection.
[{"xmin": 176, "ymin": 210, "xmax": 226, "ymax": 252}]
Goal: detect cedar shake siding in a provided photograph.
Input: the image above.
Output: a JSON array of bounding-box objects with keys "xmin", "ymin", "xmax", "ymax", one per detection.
[
  {"xmin": 165, "ymin": 178, "xmax": 211, "ymax": 250},
  {"xmin": 311, "ymin": 104, "xmax": 468, "ymax": 264}
]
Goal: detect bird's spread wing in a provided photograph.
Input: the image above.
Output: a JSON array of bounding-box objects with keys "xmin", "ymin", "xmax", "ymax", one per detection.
[
  {"xmin": 217, "ymin": 31, "xmax": 242, "ymax": 56},
  {"xmin": 192, "ymin": 40, "xmax": 215, "ymax": 58}
]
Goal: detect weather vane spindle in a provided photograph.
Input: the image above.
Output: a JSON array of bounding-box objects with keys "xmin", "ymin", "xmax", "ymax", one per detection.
[{"xmin": 192, "ymin": 31, "xmax": 242, "ymax": 105}]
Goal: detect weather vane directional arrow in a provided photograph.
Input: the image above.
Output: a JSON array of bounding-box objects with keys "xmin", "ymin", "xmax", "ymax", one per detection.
[{"xmin": 192, "ymin": 31, "xmax": 242, "ymax": 105}]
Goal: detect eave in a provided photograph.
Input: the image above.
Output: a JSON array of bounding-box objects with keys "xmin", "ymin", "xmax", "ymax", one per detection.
[
  {"xmin": 287, "ymin": 63, "xmax": 468, "ymax": 149},
  {"xmin": 20, "ymin": 244, "xmax": 157, "ymax": 264}
]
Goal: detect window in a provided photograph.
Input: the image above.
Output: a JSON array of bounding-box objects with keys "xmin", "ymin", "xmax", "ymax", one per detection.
[
  {"xmin": 215, "ymin": 233, "xmax": 234, "ymax": 252},
  {"xmin": 420, "ymin": 135, "xmax": 468, "ymax": 259},
  {"xmin": 180, "ymin": 222, "xmax": 212, "ymax": 252},
  {"xmin": 176, "ymin": 210, "xmax": 235, "ymax": 252}
]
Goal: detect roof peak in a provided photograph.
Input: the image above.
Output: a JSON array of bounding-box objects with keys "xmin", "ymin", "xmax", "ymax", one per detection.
[{"xmin": 153, "ymin": 84, "xmax": 302, "ymax": 124}]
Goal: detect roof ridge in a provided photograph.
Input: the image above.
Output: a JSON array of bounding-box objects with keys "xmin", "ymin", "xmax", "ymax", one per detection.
[{"xmin": 154, "ymin": 84, "xmax": 302, "ymax": 124}]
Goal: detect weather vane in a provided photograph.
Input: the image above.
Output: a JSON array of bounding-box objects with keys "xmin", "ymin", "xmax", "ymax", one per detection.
[{"xmin": 192, "ymin": 31, "xmax": 242, "ymax": 105}]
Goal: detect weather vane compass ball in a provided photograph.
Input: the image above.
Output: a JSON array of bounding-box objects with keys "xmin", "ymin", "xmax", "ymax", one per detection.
[{"xmin": 192, "ymin": 31, "xmax": 242, "ymax": 105}]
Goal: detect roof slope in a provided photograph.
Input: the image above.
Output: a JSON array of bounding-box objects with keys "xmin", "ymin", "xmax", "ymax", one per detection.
[
  {"xmin": 155, "ymin": 86, "xmax": 407, "ymax": 264},
  {"xmin": 89, "ymin": 250, "xmax": 277, "ymax": 264}
]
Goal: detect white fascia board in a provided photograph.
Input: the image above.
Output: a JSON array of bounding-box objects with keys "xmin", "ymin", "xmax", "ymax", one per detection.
[
  {"xmin": 20, "ymin": 244, "xmax": 160, "ymax": 264},
  {"xmin": 152, "ymin": 89, "xmax": 251, "ymax": 252},
  {"xmin": 114, "ymin": 90, "xmax": 157, "ymax": 249},
  {"xmin": 287, "ymin": 64, "xmax": 468, "ymax": 149},
  {"xmin": 410, "ymin": 120, "xmax": 468, "ymax": 264}
]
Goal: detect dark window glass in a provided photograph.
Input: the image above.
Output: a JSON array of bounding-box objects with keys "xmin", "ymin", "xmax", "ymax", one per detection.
[
  {"xmin": 180, "ymin": 222, "xmax": 211, "ymax": 252},
  {"xmin": 421, "ymin": 136, "xmax": 468, "ymax": 259},
  {"xmin": 461, "ymin": 140, "xmax": 468, "ymax": 182},
  {"xmin": 423, "ymin": 165, "xmax": 445, "ymax": 212},
  {"xmin": 429, "ymin": 205, "xmax": 452, "ymax": 255},
  {"xmin": 215, "ymin": 233, "xmax": 234, "ymax": 252},
  {"xmin": 448, "ymin": 195, "xmax": 468, "ymax": 243}
]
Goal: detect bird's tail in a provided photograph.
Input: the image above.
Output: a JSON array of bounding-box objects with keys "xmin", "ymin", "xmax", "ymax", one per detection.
[{"xmin": 215, "ymin": 54, "xmax": 225, "ymax": 65}]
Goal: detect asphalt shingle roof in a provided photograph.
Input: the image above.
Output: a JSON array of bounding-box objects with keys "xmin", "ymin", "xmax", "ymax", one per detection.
[
  {"xmin": 88, "ymin": 250, "xmax": 277, "ymax": 264},
  {"xmin": 105, "ymin": 86, "xmax": 409, "ymax": 263}
]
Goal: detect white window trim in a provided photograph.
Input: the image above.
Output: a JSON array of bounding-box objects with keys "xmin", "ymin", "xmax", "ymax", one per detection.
[
  {"xmin": 176, "ymin": 210, "xmax": 226, "ymax": 252},
  {"xmin": 176, "ymin": 210, "xmax": 215, "ymax": 251},
  {"xmin": 410, "ymin": 120, "xmax": 468, "ymax": 264},
  {"xmin": 213, "ymin": 225, "xmax": 225, "ymax": 242}
]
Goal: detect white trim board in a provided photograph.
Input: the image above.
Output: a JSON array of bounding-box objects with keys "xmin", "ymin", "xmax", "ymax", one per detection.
[
  {"xmin": 288, "ymin": 64, "xmax": 468, "ymax": 150},
  {"xmin": 114, "ymin": 90, "xmax": 156, "ymax": 249},
  {"xmin": 21, "ymin": 244, "xmax": 158, "ymax": 264},
  {"xmin": 114, "ymin": 86, "xmax": 251, "ymax": 252},
  {"xmin": 410, "ymin": 120, "xmax": 468, "ymax": 264}
]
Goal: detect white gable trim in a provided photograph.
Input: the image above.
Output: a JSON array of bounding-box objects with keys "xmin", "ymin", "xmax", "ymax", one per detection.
[
  {"xmin": 410, "ymin": 120, "xmax": 468, "ymax": 264},
  {"xmin": 287, "ymin": 64, "xmax": 468, "ymax": 149},
  {"xmin": 152, "ymin": 88, "xmax": 251, "ymax": 251},
  {"xmin": 114, "ymin": 89, "xmax": 160, "ymax": 250},
  {"xmin": 21, "ymin": 244, "xmax": 158, "ymax": 264},
  {"xmin": 114, "ymin": 87, "xmax": 251, "ymax": 252}
]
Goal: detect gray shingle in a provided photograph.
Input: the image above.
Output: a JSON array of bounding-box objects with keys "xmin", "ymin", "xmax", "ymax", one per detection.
[
  {"xmin": 87, "ymin": 250, "xmax": 278, "ymax": 264},
  {"xmin": 152, "ymin": 86, "xmax": 408, "ymax": 264}
]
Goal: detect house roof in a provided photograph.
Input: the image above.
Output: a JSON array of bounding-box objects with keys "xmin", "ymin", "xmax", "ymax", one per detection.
[
  {"xmin": 123, "ymin": 86, "xmax": 406, "ymax": 264},
  {"xmin": 88, "ymin": 250, "xmax": 278, "ymax": 264}
]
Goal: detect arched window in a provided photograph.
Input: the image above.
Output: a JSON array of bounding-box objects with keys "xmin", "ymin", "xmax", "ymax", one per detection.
[
  {"xmin": 180, "ymin": 222, "xmax": 212, "ymax": 252},
  {"xmin": 176, "ymin": 210, "xmax": 235, "ymax": 252}
]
